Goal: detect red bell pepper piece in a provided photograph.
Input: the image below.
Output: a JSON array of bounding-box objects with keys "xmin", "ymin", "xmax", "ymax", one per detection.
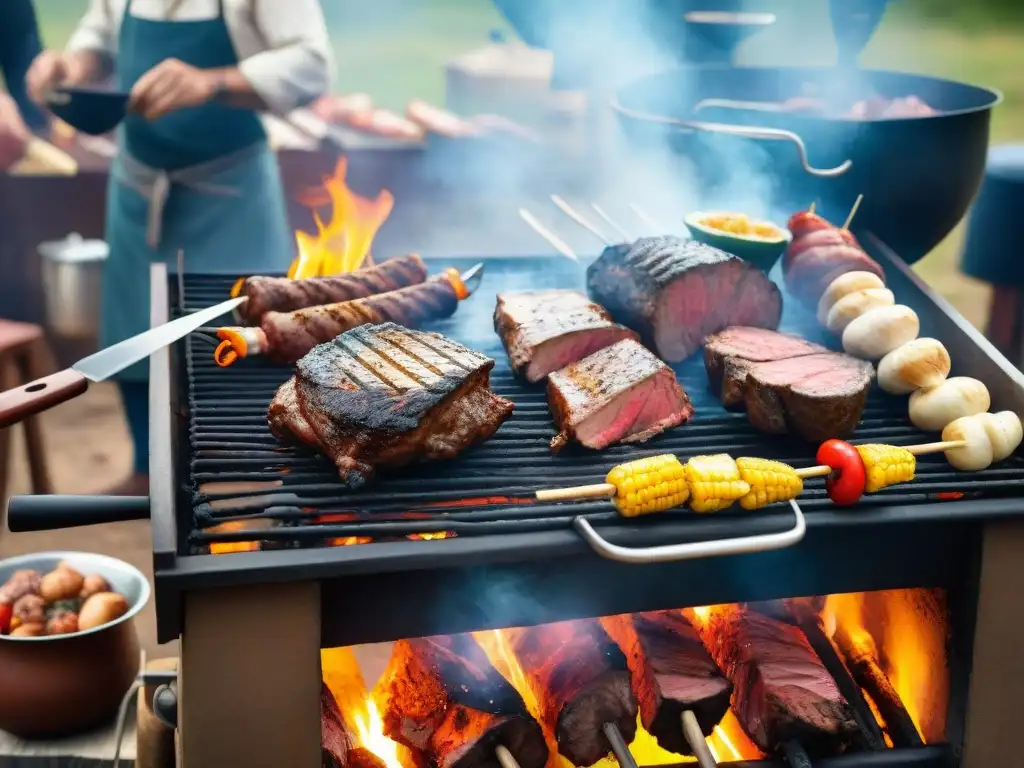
[
  {"xmin": 817, "ymin": 439, "xmax": 867, "ymax": 506},
  {"xmin": 0, "ymin": 602, "xmax": 12, "ymax": 634}
]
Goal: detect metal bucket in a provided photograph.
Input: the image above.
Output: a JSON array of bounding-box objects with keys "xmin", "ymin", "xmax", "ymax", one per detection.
[{"xmin": 38, "ymin": 233, "xmax": 108, "ymax": 340}]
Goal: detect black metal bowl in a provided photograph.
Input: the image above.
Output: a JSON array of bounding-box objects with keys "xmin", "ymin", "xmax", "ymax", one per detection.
[
  {"xmin": 612, "ymin": 66, "xmax": 1001, "ymax": 262},
  {"xmin": 46, "ymin": 85, "xmax": 130, "ymax": 137}
]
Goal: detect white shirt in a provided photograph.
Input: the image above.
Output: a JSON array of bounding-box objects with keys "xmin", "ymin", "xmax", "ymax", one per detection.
[{"xmin": 65, "ymin": 0, "xmax": 334, "ymax": 115}]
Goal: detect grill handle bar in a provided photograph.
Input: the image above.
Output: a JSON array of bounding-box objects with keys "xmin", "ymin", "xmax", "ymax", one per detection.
[
  {"xmin": 6, "ymin": 495, "xmax": 150, "ymax": 532},
  {"xmin": 572, "ymin": 499, "xmax": 806, "ymax": 564}
]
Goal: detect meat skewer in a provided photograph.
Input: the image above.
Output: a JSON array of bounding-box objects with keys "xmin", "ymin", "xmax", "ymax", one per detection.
[
  {"xmin": 601, "ymin": 612, "xmax": 730, "ymax": 767},
  {"xmin": 214, "ymin": 264, "xmax": 483, "ymax": 367},
  {"xmin": 232, "ymin": 253, "xmax": 429, "ymax": 324},
  {"xmin": 373, "ymin": 634, "xmax": 548, "ymax": 768},
  {"xmin": 505, "ymin": 619, "xmax": 639, "ymax": 768}
]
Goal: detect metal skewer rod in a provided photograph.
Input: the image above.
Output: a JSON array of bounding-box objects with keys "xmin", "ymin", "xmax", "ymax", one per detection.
[
  {"xmin": 784, "ymin": 740, "xmax": 814, "ymax": 768},
  {"xmin": 680, "ymin": 711, "xmax": 718, "ymax": 768},
  {"xmin": 518, "ymin": 208, "xmax": 580, "ymax": 262},
  {"xmin": 494, "ymin": 745, "xmax": 522, "ymax": 768},
  {"xmin": 629, "ymin": 203, "xmax": 665, "ymax": 233},
  {"xmin": 591, "ymin": 203, "xmax": 633, "ymax": 241},
  {"xmin": 535, "ymin": 439, "xmax": 971, "ymax": 503},
  {"xmin": 602, "ymin": 722, "xmax": 639, "ymax": 768},
  {"xmin": 551, "ymin": 195, "xmax": 614, "ymax": 245}
]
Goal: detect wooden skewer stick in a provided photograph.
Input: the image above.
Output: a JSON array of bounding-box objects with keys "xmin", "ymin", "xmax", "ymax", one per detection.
[
  {"xmin": 629, "ymin": 202, "xmax": 664, "ymax": 233},
  {"xmin": 551, "ymin": 195, "xmax": 614, "ymax": 245},
  {"xmin": 494, "ymin": 745, "xmax": 522, "ymax": 768},
  {"xmin": 591, "ymin": 203, "xmax": 633, "ymax": 241},
  {"xmin": 841, "ymin": 193, "xmax": 864, "ymax": 231},
  {"xmin": 518, "ymin": 208, "xmax": 580, "ymax": 262},
  {"xmin": 535, "ymin": 440, "xmax": 971, "ymax": 503},
  {"xmin": 680, "ymin": 711, "xmax": 718, "ymax": 768},
  {"xmin": 808, "ymin": 201, "xmax": 816, "ymax": 214}
]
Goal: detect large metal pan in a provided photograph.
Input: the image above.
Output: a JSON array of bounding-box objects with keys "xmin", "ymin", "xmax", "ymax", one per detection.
[{"xmin": 611, "ymin": 66, "xmax": 1000, "ymax": 262}]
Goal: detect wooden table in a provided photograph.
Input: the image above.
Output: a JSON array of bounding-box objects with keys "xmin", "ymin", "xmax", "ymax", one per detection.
[{"xmin": 0, "ymin": 715, "xmax": 137, "ymax": 767}]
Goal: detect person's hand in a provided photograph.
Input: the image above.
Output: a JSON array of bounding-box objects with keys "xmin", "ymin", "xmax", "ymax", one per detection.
[
  {"xmin": 26, "ymin": 51, "xmax": 70, "ymax": 105},
  {"xmin": 128, "ymin": 59, "xmax": 218, "ymax": 121},
  {"xmin": 0, "ymin": 94, "xmax": 31, "ymax": 172}
]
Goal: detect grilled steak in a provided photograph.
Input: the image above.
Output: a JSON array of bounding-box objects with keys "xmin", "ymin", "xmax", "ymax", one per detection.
[
  {"xmin": 494, "ymin": 290, "xmax": 638, "ymax": 382},
  {"xmin": 261, "ymin": 275, "xmax": 459, "ymax": 364},
  {"xmin": 547, "ymin": 339, "xmax": 693, "ymax": 451},
  {"xmin": 282, "ymin": 323, "xmax": 513, "ymax": 486},
  {"xmin": 601, "ymin": 612, "xmax": 732, "ymax": 755},
  {"xmin": 704, "ymin": 327, "xmax": 873, "ymax": 441},
  {"xmin": 240, "ymin": 254, "xmax": 428, "ymax": 324},
  {"xmin": 268, "ymin": 377, "xmax": 320, "ymax": 448},
  {"xmin": 698, "ymin": 608, "xmax": 858, "ymax": 757},
  {"xmin": 587, "ymin": 237, "xmax": 782, "ymax": 363},
  {"xmin": 783, "ymin": 228, "xmax": 885, "ymax": 310}
]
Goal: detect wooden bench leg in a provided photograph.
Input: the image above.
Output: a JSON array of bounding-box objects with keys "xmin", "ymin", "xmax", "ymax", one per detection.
[{"xmin": 13, "ymin": 345, "xmax": 52, "ymax": 496}]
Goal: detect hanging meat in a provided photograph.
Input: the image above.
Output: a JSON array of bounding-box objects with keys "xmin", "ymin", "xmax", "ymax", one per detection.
[
  {"xmin": 268, "ymin": 323, "xmax": 514, "ymax": 487},
  {"xmin": 506, "ymin": 620, "xmax": 638, "ymax": 767},
  {"xmin": 587, "ymin": 236, "xmax": 782, "ymax": 363},
  {"xmin": 374, "ymin": 634, "xmax": 549, "ymax": 768},
  {"xmin": 236, "ymin": 254, "xmax": 428, "ymax": 324}
]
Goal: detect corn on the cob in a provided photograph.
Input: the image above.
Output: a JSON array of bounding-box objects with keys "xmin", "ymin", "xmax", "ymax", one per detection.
[
  {"xmin": 606, "ymin": 454, "xmax": 689, "ymax": 517},
  {"xmin": 855, "ymin": 444, "xmax": 916, "ymax": 493},
  {"xmin": 735, "ymin": 457, "xmax": 804, "ymax": 510},
  {"xmin": 683, "ymin": 454, "xmax": 750, "ymax": 513}
]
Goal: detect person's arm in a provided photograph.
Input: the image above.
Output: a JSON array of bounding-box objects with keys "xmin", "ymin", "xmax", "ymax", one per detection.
[{"xmin": 63, "ymin": 0, "xmax": 118, "ymax": 84}]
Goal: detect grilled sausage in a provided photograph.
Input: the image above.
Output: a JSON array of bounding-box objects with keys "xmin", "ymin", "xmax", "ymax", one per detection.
[
  {"xmin": 262, "ymin": 275, "xmax": 459, "ymax": 363},
  {"xmin": 238, "ymin": 255, "xmax": 428, "ymax": 324},
  {"xmin": 783, "ymin": 224, "xmax": 885, "ymax": 310}
]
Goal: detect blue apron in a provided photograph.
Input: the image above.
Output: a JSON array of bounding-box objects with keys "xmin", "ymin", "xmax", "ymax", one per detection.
[{"xmin": 101, "ymin": 0, "xmax": 291, "ymax": 382}]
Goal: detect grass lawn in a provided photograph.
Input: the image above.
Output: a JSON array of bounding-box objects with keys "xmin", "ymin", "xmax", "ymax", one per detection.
[{"xmin": 29, "ymin": 0, "xmax": 1024, "ymax": 328}]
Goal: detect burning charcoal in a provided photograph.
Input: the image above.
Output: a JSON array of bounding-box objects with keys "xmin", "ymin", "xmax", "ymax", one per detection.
[
  {"xmin": 374, "ymin": 634, "xmax": 548, "ymax": 768},
  {"xmin": 493, "ymin": 290, "xmax": 638, "ymax": 383},
  {"xmin": 322, "ymin": 683, "xmax": 387, "ymax": 768},
  {"xmin": 696, "ymin": 608, "xmax": 858, "ymax": 756},
  {"xmin": 506, "ymin": 620, "xmax": 638, "ymax": 767},
  {"xmin": 601, "ymin": 612, "xmax": 731, "ymax": 755}
]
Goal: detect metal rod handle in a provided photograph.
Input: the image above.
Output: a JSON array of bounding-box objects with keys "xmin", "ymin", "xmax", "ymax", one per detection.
[
  {"xmin": 573, "ymin": 499, "xmax": 806, "ymax": 563},
  {"xmin": 6, "ymin": 495, "xmax": 150, "ymax": 532},
  {"xmin": 609, "ymin": 98, "xmax": 852, "ymax": 178},
  {"xmin": 602, "ymin": 722, "xmax": 639, "ymax": 768},
  {"xmin": 681, "ymin": 710, "xmax": 718, "ymax": 768}
]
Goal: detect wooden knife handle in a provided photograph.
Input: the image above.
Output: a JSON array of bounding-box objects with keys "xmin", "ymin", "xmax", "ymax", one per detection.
[{"xmin": 0, "ymin": 369, "xmax": 89, "ymax": 428}]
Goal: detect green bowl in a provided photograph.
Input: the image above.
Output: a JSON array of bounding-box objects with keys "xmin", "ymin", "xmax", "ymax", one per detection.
[{"xmin": 685, "ymin": 211, "xmax": 791, "ymax": 273}]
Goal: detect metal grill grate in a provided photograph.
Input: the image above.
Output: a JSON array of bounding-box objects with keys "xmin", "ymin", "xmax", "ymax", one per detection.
[{"xmin": 177, "ymin": 260, "xmax": 1024, "ymax": 554}]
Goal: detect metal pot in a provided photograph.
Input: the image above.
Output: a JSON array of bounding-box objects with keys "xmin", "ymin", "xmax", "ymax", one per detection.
[
  {"xmin": 0, "ymin": 551, "xmax": 150, "ymax": 739},
  {"xmin": 38, "ymin": 233, "xmax": 108, "ymax": 340}
]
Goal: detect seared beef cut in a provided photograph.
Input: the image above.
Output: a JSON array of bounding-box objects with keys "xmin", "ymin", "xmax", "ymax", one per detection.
[
  {"xmin": 507, "ymin": 619, "xmax": 638, "ymax": 767},
  {"xmin": 322, "ymin": 683, "xmax": 387, "ymax": 768},
  {"xmin": 698, "ymin": 608, "xmax": 858, "ymax": 757},
  {"xmin": 240, "ymin": 254, "xmax": 427, "ymax": 324},
  {"xmin": 374, "ymin": 635, "xmax": 548, "ymax": 768},
  {"xmin": 704, "ymin": 327, "xmax": 874, "ymax": 441},
  {"xmin": 601, "ymin": 612, "xmax": 732, "ymax": 755},
  {"xmin": 261, "ymin": 275, "xmax": 459, "ymax": 364},
  {"xmin": 783, "ymin": 228, "xmax": 885, "ymax": 310},
  {"xmin": 587, "ymin": 237, "xmax": 782, "ymax": 363},
  {"xmin": 494, "ymin": 290, "xmax": 638, "ymax": 382},
  {"xmin": 546, "ymin": 339, "xmax": 693, "ymax": 451},
  {"xmin": 276, "ymin": 323, "xmax": 514, "ymax": 486}
]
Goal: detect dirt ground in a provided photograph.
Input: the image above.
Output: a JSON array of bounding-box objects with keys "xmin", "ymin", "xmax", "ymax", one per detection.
[{"xmin": 0, "ymin": 382, "xmax": 177, "ymax": 658}]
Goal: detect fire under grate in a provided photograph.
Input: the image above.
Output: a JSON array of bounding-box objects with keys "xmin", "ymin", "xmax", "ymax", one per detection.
[{"xmin": 176, "ymin": 259, "xmax": 1024, "ymax": 554}]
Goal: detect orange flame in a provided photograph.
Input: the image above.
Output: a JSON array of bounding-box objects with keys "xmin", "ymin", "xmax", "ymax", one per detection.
[
  {"xmin": 208, "ymin": 521, "xmax": 260, "ymax": 555},
  {"xmin": 290, "ymin": 157, "xmax": 394, "ymax": 279}
]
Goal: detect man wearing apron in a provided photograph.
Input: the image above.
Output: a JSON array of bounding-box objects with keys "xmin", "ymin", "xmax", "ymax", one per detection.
[{"xmin": 27, "ymin": 0, "xmax": 332, "ymax": 494}]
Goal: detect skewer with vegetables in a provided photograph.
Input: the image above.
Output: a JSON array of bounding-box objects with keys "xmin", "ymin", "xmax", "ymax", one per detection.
[{"xmin": 536, "ymin": 415, "xmax": 1024, "ymax": 514}]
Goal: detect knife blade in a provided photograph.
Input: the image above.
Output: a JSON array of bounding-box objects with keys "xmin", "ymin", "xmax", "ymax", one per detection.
[{"xmin": 0, "ymin": 296, "xmax": 246, "ymax": 428}]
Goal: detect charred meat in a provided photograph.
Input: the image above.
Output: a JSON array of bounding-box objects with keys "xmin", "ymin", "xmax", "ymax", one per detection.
[
  {"xmin": 601, "ymin": 612, "xmax": 732, "ymax": 755},
  {"xmin": 587, "ymin": 237, "xmax": 782, "ymax": 362},
  {"xmin": 547, "ymin": 339, "xmax": 693, "ymax": 451},
  {"xmin": 374, "ymin": 634, "xmax": 548, "ymax": 768},
  {"xmin": 269, "ymin": 323, "xmax": 514, "ymax": 487},
  {"xmin": 704, "ymin": 327, "xmax": 873, "ymax": 441},
  {"xmin": 238, "ymin": 254, "xmax": 428, "ymax": 324},
  {"xmin": 507, "ymin": 619, "xmax": 638, "ymax": 767},
  {"xmin": 698, "ymin": 608, "xmax": 858, "ymax": 757},
  {"xmin": 494, "ymin": 290, "xmax": 638, "ymax": 383}
]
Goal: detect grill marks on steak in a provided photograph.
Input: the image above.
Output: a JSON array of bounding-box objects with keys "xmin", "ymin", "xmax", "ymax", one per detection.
[
  {"xmin": 274, "ymin": 323, "xmax": 513, "ymax": 486},
  {"xmin": 699, "ymin": 609, "xmax": 858, "ymax": 757},
  {"xmin": 587, "ymin": 237, "xmax": 782, "ymax": 363},
  {"xmin": 262, "ymin": 276, "xmax": 459, "ymax": 364},
  {"xmin": 546, "ymin": 339, "xmax": 693, "ymax": 451},
  {"xmin": 494, "ymin": 290, "xmax": 639, "ymax": 382},
  {"xmin": 507, "ymin": 620, "xmax": 638, "ymax": 767},
  {"xmin": 240, "ymin": 254, "xmax": 428, "ymax": 324},
  {"xmin": 704, "ymin": 327, "xmax": 874, "ymax": 441},
  {"xmin": 375, "ymin": 635, "xmax": 548, "ymax": 768},
  {"xmin": 600, "ymin": 612, "xmax": 732, "ymax": 755}
]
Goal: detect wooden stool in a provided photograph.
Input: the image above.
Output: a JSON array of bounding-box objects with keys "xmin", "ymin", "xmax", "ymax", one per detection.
[{"xmin": 0, "ymin": 319, "xmax": 54, "ymax": 502}]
